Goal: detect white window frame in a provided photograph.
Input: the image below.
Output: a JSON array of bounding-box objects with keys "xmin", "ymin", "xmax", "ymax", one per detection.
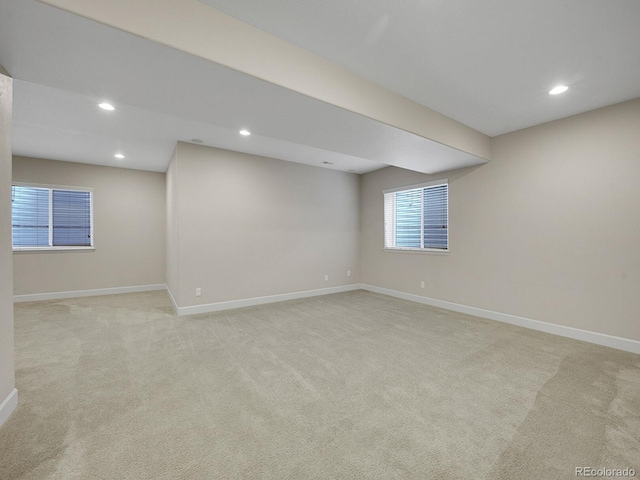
[
  {"xmin": 383, "ymin": 179, "xmax": 449, "ymax": 254},
  {"xmin": 12, "ymin": 182, "xmax": 95, "ymax": 252}
]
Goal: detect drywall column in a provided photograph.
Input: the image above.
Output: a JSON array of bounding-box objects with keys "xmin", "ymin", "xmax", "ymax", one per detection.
[
  {"xmin": 0, "ymin": 66, "xmax": 17, "ymax": 427},
  {"xmin": 165, "ymin": 147, "xmax": 180, "ymax": 309}
]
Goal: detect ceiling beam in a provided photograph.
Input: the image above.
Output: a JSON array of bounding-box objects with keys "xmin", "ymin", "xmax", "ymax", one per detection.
[{"xmin": 37, "ymin": 0, "xmax": 491, "ymax": 161}]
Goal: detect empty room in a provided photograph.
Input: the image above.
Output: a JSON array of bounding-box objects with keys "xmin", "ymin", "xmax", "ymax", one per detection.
[{"xmin": 1, "ymin": 1, "xmax": 639, "ymax": 479}]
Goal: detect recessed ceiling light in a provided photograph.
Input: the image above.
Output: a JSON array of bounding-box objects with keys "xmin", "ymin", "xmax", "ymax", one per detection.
[
  {"xmin": 114, "ymin": 153, "xmax": 125, "ymax": 159},
  {"xmin": 549, "ymin": 85, "xmax": 569, "ymax": 95},
  {"xmin": 239, "ymin": 129, "xmax": 251, "ymax": 136},
  {"xmin": 191, "ymin": 138, "xmax": 204, "ymax": 144},
  {"xmin": 99, "ymin": 102, "xmax": 115, "ymax": 111}
]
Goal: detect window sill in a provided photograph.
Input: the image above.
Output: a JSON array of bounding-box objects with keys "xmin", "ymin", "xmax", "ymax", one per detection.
[
  {"xmin": 384, "ymin": 248, "xmax": 449, "ymax": 255},
  {"xmin": 13, "ymin": 247, "xmax": 95, "ymax": 254}
]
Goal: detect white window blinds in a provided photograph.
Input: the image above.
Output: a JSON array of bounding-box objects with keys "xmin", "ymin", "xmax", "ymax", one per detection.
[
  {"xmin": 11, "ymin": 186, "xmax": 50, "ymax": 247},
  {"xmin": 384, "ymin": 181, "xmax": 448, "ymax": 251},
  {"xmin": 52, "ymin": 190, "xmax": 92, "ymax": 246},
  {"xmin": 12, "ymin": 185, "xmax": 93, "ymax": 248}
]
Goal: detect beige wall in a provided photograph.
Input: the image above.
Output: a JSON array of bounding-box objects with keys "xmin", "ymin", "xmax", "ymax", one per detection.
[
  {"xmin": 0, "ymin": 71, "xmax": 15, "ymax": 408},
  {"xmin": 167, "ymin": 143, "xmax": 360, "ymax": 308},
  {"xmin": 12, "ymin": 156, "xmax": 166, "ymax": 295},
  {"xmin": 361, "ymin": 99, "xmax": 640, "ymax": 342}
]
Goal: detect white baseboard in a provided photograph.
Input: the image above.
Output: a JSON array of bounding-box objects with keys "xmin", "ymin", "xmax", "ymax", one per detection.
[
  {"xmin": 13, "ymin": 281, "xmax": 638, "ymax": 354},
  {"xmin": 13, "ymin": 284, "xmax": 167, "ymax": 303},
  {"xmin": 0, "ymin": 388, "xmax": 18, "ymax": 429},
  {"xmin": 176, "ymin": 284, "xmax": 362, "ymax": 316},
  {"xmin": 361, "ymin": 284, "xmax": 640, "ymax": 355}
]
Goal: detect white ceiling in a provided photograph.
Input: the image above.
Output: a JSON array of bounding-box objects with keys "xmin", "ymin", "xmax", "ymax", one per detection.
[
  {"xmin": 3, "ymin": 1, "xmax": 638, "ymax": 175},
  {"xmin": 201, "ymin": 0, "xmax": 640, "ymax": 136},
  {"xmin": 0, "ymin": 0, "xmax": 486, "ymax": 174}
]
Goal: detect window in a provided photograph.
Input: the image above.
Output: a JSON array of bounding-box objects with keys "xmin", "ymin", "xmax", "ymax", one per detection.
[
  {"xmin": 12, "ymin": 184, "xmax": 93, "ymax": 250},
  {"xmin": 384, "ymin": 180, "xmax": 448, "ymax": 251}
]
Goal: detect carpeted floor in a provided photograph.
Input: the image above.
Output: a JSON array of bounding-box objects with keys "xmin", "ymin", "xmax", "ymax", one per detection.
[{"xmin": 1, "ymin": 290, "xmax": 639, "ymax": 479}]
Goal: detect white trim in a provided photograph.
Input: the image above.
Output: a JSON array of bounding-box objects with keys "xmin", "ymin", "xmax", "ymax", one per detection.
[
  {"xmin": 13, "ymin": 284, "xmax": 166, "ymax": 303},
  {"xmin": 383, "ymin": 178, "xmax": 448, "ymax": 194},
  {"xmin": 13, "ymin": 281, "xmax": 638, "ymax": 354},
  {"xmin": 361, "ymin": 284, "xmax": 640, "ymax": 355},
  {"xmin": 0, "ymin": 389, "xmax": 18, "ymax": 429},
  {"xmin": 12, "ymin": 181, "xmax": 93, "ymax": 192},
  {"xmin": 175, "ymin": 284, "xmax": 362, "ymax": 316},
  {"xmin": 384, "ymin": 247, "xmax": 449, "ymax": 254},
  {"xmin": 13, "ymin": 247, "xmax": 95, "ymax": 253},
  {"xmin": 166, "ymin": 286, "xmax": 179, "ymax": 314},
  {"xmin": 48, "ymin": 188, "xmax": 53, "ymax": 246}
]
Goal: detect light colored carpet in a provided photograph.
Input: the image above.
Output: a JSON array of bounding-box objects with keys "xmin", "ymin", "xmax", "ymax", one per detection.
[{"xmin": 1, "ymin": 290, "xmax": 639, "ymax": 479}]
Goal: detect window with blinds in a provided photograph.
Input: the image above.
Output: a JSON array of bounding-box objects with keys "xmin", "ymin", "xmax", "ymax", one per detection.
[
  {"xmin": 12, "ymin": 185, "xmax": 93, "ymax": 249},
  {"xmin": 383, "ymin": 181, "xmax": 448, "ymax": 251}
]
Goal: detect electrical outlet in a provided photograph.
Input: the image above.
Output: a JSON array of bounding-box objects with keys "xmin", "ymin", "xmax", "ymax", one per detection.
[
  {"xmin": 195, "ymin": 287, "xmax": 201, "ymax": 297},
  {"xmin": 324, "ymin": 275, "xmax": 329, "ymax": 281},
  {"xmin": 347, "ymin": 270, "xmax": 351, "ymax": 277},
  {"xmin": 420, "ymin": 281, "xmax": 425, "ymax": 289}
]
